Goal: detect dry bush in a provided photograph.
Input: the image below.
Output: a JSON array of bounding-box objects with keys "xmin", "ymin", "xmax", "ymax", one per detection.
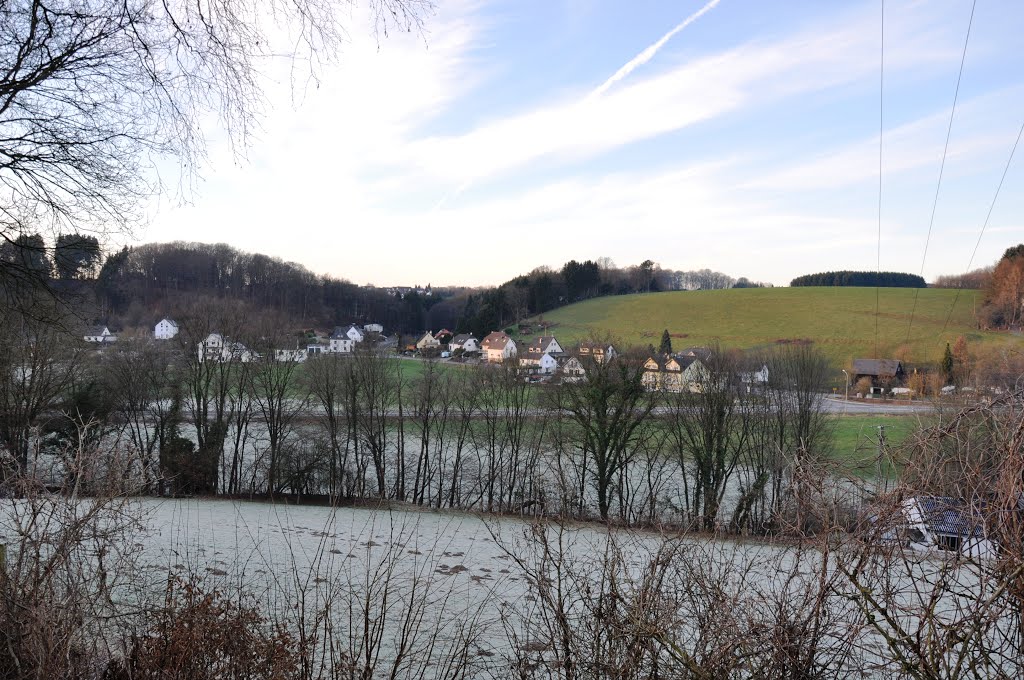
[
  {"xmin": 495, "ymin": 519, "xmax": 861, "ymax": 679},
  {"xmin": 0, "ymin": 422, "xmax": 148, "ymax": 680},
  {"xmin": 105, "ymin": 576, "xmax": 299, "ymax": 680}
]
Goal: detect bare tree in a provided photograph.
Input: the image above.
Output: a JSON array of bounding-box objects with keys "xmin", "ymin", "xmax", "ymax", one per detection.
[
  {"xmin": 0, "ymin": 302, "xmax": 80, "ymax": 477},
  {"xmin": 0, "ymin": 0, "xmax": 431, "ymax": 304},
  {"xmin": 106, "ymin": 340, "xmax": 181, "ymax": 492},
  {"xmin": 665, "ymin": 345, "xmax": 749, "ymax": 530},
  {"xmin": 247, "ymin": 329, "xmax": 309, "ymax": 496},
  {"xmin": 547, "ymin": 353, "xmax": 654, "ymax": 522}
]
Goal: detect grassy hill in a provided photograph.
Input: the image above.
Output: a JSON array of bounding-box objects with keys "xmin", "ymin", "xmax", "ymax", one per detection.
[{"xmin": 528, "ymin": 287, "xmax": 1012, "ymax": 368}]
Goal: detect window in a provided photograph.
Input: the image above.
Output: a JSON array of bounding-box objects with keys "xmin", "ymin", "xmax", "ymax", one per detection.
[{"xmin": 936, "ymin": 534, "xmax": 962, "ymax": 552}]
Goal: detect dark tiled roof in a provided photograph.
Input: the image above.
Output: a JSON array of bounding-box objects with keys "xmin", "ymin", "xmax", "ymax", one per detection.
[
  {"xmin": 853, "ymin": 359, "xmax": 904, "ymax": 376},
  {"xmin": 918, "ymin": 497, "xmax": 986, "ymax": 538}
]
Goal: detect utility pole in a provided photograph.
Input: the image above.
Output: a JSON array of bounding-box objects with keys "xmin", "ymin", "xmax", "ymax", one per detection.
[{"xmin": 877, "ymin": 425, "xmax": 888, "ymax": 495}]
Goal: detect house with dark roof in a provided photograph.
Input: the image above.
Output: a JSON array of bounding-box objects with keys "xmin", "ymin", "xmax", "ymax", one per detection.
[
  {"xmin": 450, "ymin": 334, "xmax": 479, "ymax": 354},
  {"xmin": 852, "ymin": 358, "xmax": 906, "ymax": 387},
  {"xmin": 641, "ymin": 354, "xmax": 708, "ymax": 392},
  {"xmin": 84, "ymin": 325, "xmax": 117, "ymax": 343},
  {"xmin": 328, "ymin": 327, "xmax": 355, "ymax": 353},
  {"xmin": 890, "ymin": 496, "xmax": 997, "ymax": 559}
]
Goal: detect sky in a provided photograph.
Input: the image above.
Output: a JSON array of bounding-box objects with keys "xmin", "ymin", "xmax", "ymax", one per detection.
[{"xmin": 141, "ymin": 0, "xmax": 1024, "ymax": 288}]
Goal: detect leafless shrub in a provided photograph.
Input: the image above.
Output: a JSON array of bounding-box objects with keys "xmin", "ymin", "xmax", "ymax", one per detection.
[
  {"xmin": 495, "ymin": 519, "xmax": 861, "ymax": 679},
  {"xmin": 105, "ymin": 575, "xmax": 299, "ymax": 680},
  {"xmin": 0, "ymin": 424, "xmax": 148, "ymax": 680}
]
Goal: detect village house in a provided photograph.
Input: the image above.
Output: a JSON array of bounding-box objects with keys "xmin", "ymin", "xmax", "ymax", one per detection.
[
  {"xmin": 642, "ymin": 354, "xmax": 709, "ymax": 393},
  {"xmin": 555, "ymin": 355, "xmax": 587, "ymax": 383},
  {"xmin": 84, "ymin": 325, "xmax": 117, "ymax": 343},
  {"xmin": 198, "ymin": 333, "xmax": 252, "ymax": 363},
  {"xmin": 852, "ymin": 358, "xmax": 906, "ymax": 390},
  {"xmin": 363, "ymin": 323, "xmax": 383, "ymax": 334},
  {"xmin": 576, "ymin": 341, "xmax": 617, "ymax": 364},
  {"xmin": 416, "ymin": 331, "xmax": 441, "ymax": 352},
  {"xmin": 274, "ymin": 348, "xmax": 307, "ymax": 363},
  {"xmin": 328, "ymin": 327, "xmax": 356, "ymax": 353},
  {"xmin": 676, "ymin": 346, "xmax": 713, "ymax": 362},
  {"xmin": 449, "ymin": 334, "xmax": 480, "ymax": 355},
  {"xmin": 887, "ymin": 496, "xmax": 997, "ymax": 559},
  {"xmin": 154, "ymin": 318, "xmax": 179, "ymax": 340},
  {"xmin": 526, "ymin": 336, "xmax": 564, "ymax": 359},
  {"xmin": 642, "ymin": 355, "xmax": 681, "ymax": 392},
  {"xmin": 481, "ymin": 331, "xmax": 517, "ymax": 363},
  {"xmin": 739, "ymin": 362, "xmax": 770, "ymax": 386},
  {"xmin": 343, "ymin": 325, "xmax": 365, "ymax": 343}
]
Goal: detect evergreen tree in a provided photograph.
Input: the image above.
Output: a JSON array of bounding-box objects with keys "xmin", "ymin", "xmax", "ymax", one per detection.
[
  {"xmin": 941, "ymin": 343, "xmax": 954, "ymax": 384},
  {"xmin": 659, "ymin": 329, "xmax": 673, "ymax": 355}
]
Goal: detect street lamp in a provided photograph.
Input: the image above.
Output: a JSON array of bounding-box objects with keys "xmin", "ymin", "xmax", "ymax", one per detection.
[{"xmin": 841, "ymin": 369, "xmax": 849, "ymax": 401}]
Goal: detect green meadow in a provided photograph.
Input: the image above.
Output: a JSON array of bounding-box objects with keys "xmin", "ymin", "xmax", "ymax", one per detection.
[{"xmin": 528, "ymin": 287, "xmax": 1010, "ymax": 368}]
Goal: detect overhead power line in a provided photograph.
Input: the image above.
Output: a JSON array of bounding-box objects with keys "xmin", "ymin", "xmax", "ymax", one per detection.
[
  {"xmin": 906, "ymin": 0, "xmax": 976, "ymax": 342},
  {"xmin": 874, "ymin": 0, "xmax": 884, "ymax": 359},
  {"xmin": 942, "ymin": 117, "xmax": 1024, "ymax": 333}
]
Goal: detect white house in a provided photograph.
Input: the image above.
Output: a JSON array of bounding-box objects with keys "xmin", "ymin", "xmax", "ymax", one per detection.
[
  {"xmin": 344, "ymin": 325, "xmax": 365, "ymax": 343},
  {"xmin": 274, "ymin": 348, "xmax": 307, "ymax": 363},
  {"xmin": 450, "ymin": 334, "xmax": 480, "ymax": 354},
  {"xmin": 416, "ymin": 332, "xmax": 441, "ymax": 351},
  {"xmin": 538, "ymin": 352, "xmax": 559, "ymax": 374},
  {"xmin": 481, "ymin": 331, "xmax": 517, "ymax": 363},
  {"xmin": 886, "ymin": 497, "xmax": 997, "ymax": 559},
  {"xmin": 740, "ymin": 364, "xmax": 769, "ymax": 385},
  {"xmin": 198, "ymin": 333, "xmax": 252, "ymax": 363},
  {"xmin": 154, "ymin": 318, "xmax": 179, "ymax": 340},
  {"xmin": 364, "ymin": 323, "xmax": 383, "ymax": 334},
  {"xmin": 328, "ymin": 327, "xmax": 356, "ymax": 353},
  {"xmin": 556, "ymin": 355, "xmax": 587, "ymax": 383},
  {"xmin": 84, "ymin": 326, "xmax": 117, "ymax": 343},
  {"xmin": 529, "ymin": 336, "xmax": 563, "ymax": 356}
]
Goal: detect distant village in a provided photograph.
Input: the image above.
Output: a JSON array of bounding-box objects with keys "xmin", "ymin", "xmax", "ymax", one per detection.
[{"xmin": 82, "ymin": 318, "xmax": 917, "ymax": 396}]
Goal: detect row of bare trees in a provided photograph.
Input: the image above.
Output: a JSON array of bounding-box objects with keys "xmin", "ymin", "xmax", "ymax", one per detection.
[{"xmin": 1, "ymin": 299, "xmax": 843, "ymax": 534}]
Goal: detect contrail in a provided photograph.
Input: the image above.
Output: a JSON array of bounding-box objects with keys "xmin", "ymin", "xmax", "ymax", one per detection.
[
  {"xmin": 434, "ymin": 1, "xmax": 722, "ymax": 212},
  {"xmin": 589, "ymin": 0, "xmax": 722, "ymax": 99}
]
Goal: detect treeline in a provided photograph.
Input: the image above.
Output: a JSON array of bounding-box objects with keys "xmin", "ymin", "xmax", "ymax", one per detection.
[
  {"xmin": 932, "ymin": 266, "xmax": 992, "ymax": 290},
  {"xmin": 978, "ymin": 244, "xmax": 1024, "ymax": 328},
  {"xmin": 453, "ymin": 259, "xmax": 766, "ymax": 338},
  {"xmin": 96, "ymin": 241, "xmax": 462, "ymax": 333},
  {"xmin": 790, "ymin": 270, "xmax": 926, "ymax": 287}
]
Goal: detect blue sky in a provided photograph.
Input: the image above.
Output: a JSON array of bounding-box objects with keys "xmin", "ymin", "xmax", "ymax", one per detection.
[{"xmin": 143, "ymin": 0, "xmax": 1024, "ymax": 287}]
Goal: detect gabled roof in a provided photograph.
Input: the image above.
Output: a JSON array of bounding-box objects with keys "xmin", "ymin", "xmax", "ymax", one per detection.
[
  {"xmin": 677, "ymin": 347, "xmax": 712, "ymax": 361},
  {"xmin": 157, "ymin": 318, "xmax": 178, "ymax": 327},
  {"xmin": 329, "ymin": 326, "xmax": 351, "ymax": 340},
  {"xmin": 915, "ymin": 497, "xmax": 986, "ymax": 539},
  {"xmin": 853, "ymin": 358, "xmax": 904, "ymax": 377},
  {"xmin": 526, "ymin": 336, "xmax": 559, "ymax": 354},
  {"xmin": 86, "ymin": 325, "xmax": 111, "ymax": 336},
  {"xmin": 673, "ymin": 354, "xmax": 701, "ymax": 370},
  {"xmin": 644, "ymin": 354, "xmax": 678, "ymax": 371},
  {"xmin": 451, "ymin": 333, "xmax": 476, "ymax": 345},
  {"xmin": 481, "ymin": 331, "xmax": 513, "ymax": 350}
]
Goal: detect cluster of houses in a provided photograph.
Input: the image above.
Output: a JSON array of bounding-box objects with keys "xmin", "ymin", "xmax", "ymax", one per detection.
[{"xmin": 84, "ymin": 317, "xmax": 917, "ymax": 397}]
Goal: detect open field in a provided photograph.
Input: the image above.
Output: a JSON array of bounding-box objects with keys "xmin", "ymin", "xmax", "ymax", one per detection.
[
  {"xmin": 831, "ymin": 414, "xmax": 921, "ymax": 472},
  {"xmin": 527, "ymin": 287, "xmax": 1014, "ymax": 368}
]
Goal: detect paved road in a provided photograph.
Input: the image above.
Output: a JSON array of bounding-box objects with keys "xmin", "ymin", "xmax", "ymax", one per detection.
[{"xmin": 821, "ymin": 396, "xmax": 936, "ymax": 415}]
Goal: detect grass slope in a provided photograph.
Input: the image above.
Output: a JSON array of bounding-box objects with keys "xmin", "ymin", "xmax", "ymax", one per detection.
[{"xmin": 530, "ymin": 287, "xmax": 1009, "ymax": 367}]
